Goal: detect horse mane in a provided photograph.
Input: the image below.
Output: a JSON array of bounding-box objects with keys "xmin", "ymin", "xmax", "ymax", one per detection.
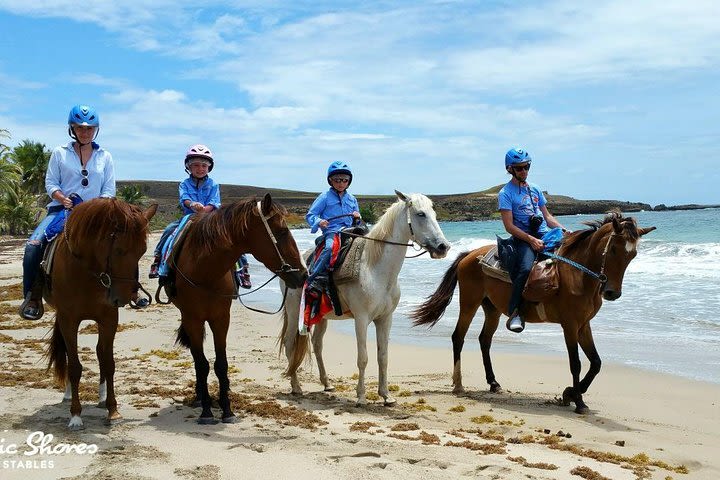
[
  {"xmin": 558, "ymin": 210, "xmax": 639, "ymax": 256},
  {"xmin": 186, "ymin": 197, "xmax": 287, "ymax": 253},
  {"xmin": 67, "ymin": 198, "xmax": 148, "ymax": 247},
  {"xmin": 365, "ymin": 194, "xmax": 433, "ymax": 266}
]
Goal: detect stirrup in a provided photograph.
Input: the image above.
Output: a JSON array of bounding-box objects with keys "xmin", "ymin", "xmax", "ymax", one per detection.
[
  {"xmin": 148, "ymin": 261, "xmax": 160, "ymax": 279},
  {"xmin": 19, "ymin": 293, "xmax": 44, "ymax": 320}
]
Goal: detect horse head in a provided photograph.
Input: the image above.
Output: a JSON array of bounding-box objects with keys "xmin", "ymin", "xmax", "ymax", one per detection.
[
  {"xmin": 65, "ymin": 199, "xmax": 157, "ymax": 307},
  {"xmin": 248, "ymin": 193, "xmax": 307, "ymax": 289},
  {"xmin": 394, "ymin": 190, "xmax": 450, "ymax": 259}
]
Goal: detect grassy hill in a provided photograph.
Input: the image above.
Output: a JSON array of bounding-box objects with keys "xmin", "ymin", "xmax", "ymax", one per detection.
[{"xmin": 119, "ymin": 180, "xmax": 653, "ymax": 228}]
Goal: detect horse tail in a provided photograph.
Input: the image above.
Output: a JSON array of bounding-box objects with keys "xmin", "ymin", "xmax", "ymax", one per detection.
[
  {"xmin": 175, "ymin": 324, "xmax": 192, "ymax": 349},
  {"xmin": 410, "ymin": 250, "xmax": 471, "ymax": 328},
  {"xmin": 46, "ymin": 318, "xmax": 67, "ymax": 386},
  {"xmin": 278, "ymin": 303, "xmax": 310, "ymax": 376}
]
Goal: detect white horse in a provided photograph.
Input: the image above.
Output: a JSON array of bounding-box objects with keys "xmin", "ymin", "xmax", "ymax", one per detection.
[{"xmin": 279, "ymin": 191, "xmax": 449, "ymax": 405}]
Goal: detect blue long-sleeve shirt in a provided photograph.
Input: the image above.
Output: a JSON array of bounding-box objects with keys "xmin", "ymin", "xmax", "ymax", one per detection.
[
  {"xmin": 306, "ymin": 188, "xmax": 359, "ymax": 234},
  {"xmin": 45, "ymin": 141, "xmax": 115, "ymax": 207},
  {"xmin": 178, "ymin": 176, "xmax": 221, "ymax": 214}
]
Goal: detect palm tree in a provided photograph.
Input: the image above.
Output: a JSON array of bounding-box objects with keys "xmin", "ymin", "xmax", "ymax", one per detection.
[
  {"xmin": 0, "ymin": 133, "xmax": 21, "ymax": 197},
  {"xmin": 118, "ymin": 184, "xmax": 148, "ymax": 206},
  {"xmin": 12, "ymin": 139, "xmax": 50, "ymax": 195},
  {"xmin": 0, "ymin": 181, "xmax": 39, "ymax": 235}
]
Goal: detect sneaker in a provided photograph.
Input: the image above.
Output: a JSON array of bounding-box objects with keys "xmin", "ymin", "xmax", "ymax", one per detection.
[
  {"xmin": 148, "ymin": 257, "xmax": 160, "ymax": 279},
  {"xmin": 240, "ymin": 272, "xmax": 252, "ymax": 289},
  {"xmin": 506, "ymin": 311, "xmax": 525, "ymax": 333}
]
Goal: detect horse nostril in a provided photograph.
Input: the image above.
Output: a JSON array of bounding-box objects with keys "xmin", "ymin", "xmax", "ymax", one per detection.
[{"xmin": 437, "ymin": 243, "xmax": 448, "ymax": 253}]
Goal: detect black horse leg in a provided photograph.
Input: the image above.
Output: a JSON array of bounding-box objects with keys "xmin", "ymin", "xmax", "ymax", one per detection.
[
  {"xmin": 214, "ymin": 350, "xmax": 236, "ymax": 423},
  {"xmin": 191, "ymin": 346, "xmax": 217, "ymax": 424},
  {"xmin": 577, "ymin": 324, "xmax": 601, "ymax": 394},
  {"xmin": 479, "ymin": 299, "xmax": 502, "ymax": 392},
  {"xmin": 562, "ymin": 326, "xmax": 589, "ymax": 414}
]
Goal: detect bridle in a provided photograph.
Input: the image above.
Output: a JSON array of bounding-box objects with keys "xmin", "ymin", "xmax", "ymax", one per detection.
[
  {"xmin": 255, "ymin": 200, "xmax": 303, "ymax": 275},
  {"xmin": 64, "ymin": 224, "xmax": 140, "ymax": 290},
  {"xmin": 544, "ymin": 229, "xmax": 618, "ymax": 285}
]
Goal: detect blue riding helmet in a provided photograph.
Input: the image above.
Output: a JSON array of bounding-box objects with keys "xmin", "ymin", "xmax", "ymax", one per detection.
[
  {"xmin": 505, "ymin": 148, "xmax": 532, "ymax": 168},
  {"xmin": 68, "ymin": 105, "xmax": 99, "ymax": 127},
  {"xmin": 327, "ymin": 161, "xmax": 353, "ymax": 186}
]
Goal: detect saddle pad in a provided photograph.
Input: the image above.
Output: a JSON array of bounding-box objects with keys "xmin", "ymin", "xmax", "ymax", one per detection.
[
  {"xmin": 333, "ymin": 237, "xmax": 365, "ymax": 285},
  {"xmin": 40, "ymin": 238, "xmax": 59, "ymax": 277},
  {"xmin": 158, "ymin": 215, "xmax": 193, "ymax": 277},
  {"xmin": 478, "ymin": 246, "xmax": 511, "ymax": 283}
]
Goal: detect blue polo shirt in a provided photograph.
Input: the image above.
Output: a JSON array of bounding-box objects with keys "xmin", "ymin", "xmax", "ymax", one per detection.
[
  {"xmin": 498, "ymin": 181, "xmax": 549, "ymax": 236},
  {"xmin": 178, "ymin": 176, "xmax": 221, "ymax": 214},
  {"xmin": 306, "ymin": 188, "xmax": 359, "ymax": 234}
]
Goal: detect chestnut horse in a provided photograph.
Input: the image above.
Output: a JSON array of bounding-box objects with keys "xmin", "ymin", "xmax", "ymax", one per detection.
[
  {"xmin": 411, "ymin": 212, "xmax": 655, "ymax": 413},
  {"xmin": 46, "ymin": 198, "xmax": 158, "ymax": 430},
  {"xmin": 169, "ymin": 194, "xmax": 306, "ymax": 424}
]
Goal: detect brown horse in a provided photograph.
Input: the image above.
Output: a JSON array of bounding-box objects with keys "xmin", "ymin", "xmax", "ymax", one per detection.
[
  {"xmin": 46, "ymin": 198, "xmax": 158, "ymax": 430},
  {"xmin": 169, "ymin": 194, "xmax": 306, "ymax": 424},
  {"xmin": 411, "ymin": 212, "xmax": 655, "ymax": 413}
]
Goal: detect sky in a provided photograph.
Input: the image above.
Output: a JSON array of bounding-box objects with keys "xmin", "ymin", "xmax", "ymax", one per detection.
[{"xmin": 1, "ymin": 1, "xmax": 719, "ymax": 207}]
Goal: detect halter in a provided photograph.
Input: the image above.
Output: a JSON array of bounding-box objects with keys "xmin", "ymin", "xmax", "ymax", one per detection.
[
  {"xmin": 544, "ymin": 230, "xmax": 617, "ymax": 285},
  {"xmin": 256, "ymin": 200, "xmax": 302, "ymax": 275}
]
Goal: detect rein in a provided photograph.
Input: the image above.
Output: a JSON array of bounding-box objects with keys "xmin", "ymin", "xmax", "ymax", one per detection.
[
  {"xmin": 161, "ymin": 200, "xmax": 299, "ymax": 314},
  {"xmin": 544, "ymin": 231, "xmax": 616, "ymax": 284}
]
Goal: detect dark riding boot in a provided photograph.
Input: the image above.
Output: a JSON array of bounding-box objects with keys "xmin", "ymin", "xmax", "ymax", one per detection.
[
  {"xmin": 20, "ymin": 242, "xmax": 45, "ymax": 320},
  {"xmin": 19, "ymin": 278, "xmax": 44, "ymax": 320}
]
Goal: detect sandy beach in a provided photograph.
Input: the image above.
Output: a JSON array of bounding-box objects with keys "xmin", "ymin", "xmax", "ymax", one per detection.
[{"xmin": 1, "ymin": 233, "xmax": 718, "ymax": 480}]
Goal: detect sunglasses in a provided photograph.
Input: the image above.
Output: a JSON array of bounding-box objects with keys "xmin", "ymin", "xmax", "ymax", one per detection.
[
  {"xmin": 331, "ymin": 177, "xmax": 350, "ymax": 183},
  {"xmin": 81, "ymin": 169, "xmax": 89, "ymax": 187},
  {"xmin": 512, "ymin": 164, "xmax": 531, "ymax": 172}
]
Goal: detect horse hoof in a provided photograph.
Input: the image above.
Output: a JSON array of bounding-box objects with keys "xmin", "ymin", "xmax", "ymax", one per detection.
[
  {"xmin": 384, "ymin": 397, "xmax": 397, "ymax": 407},
  {"xmin": 67, "ymin": 422, "xmax": 85, "ymax": 431},
  {"xmin": 290, "ymin": 390, "xmax": 303, "ymax": 396},
  {"xmin": 575, "ymin": 405, "xmax": 590, "ymax": 415},
  {"xmin": 561, "ymin": 387, "xmax": 574, "ymax": 406},
  {"xmin": 489, "ymin": 382, "xmax": 503, "ymax": 393},
  {"xmin": 197, "ymin": 416, "xmax": 219, "ymax": 425},
  {"xmin": 452, "ymin": 385, "xmax": 465, "ymax": 394},
  {"xmin": 324, "ymin": 386, "xmax": 336, "ymax": 392},
  {"xmin": 105, "ymin": 415, "xmax": 123, "ymax": 426},
  {"xmin": 222, "ymin": 415, "xmax": 237, "ymax": 424},
  {"xmin": 97, "ymin": 401, "xmax": 106, "ymax": 409}
]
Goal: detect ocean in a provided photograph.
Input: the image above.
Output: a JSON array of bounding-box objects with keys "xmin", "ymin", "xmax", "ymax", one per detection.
[{"xmin": 241, "ymin": 208, "xmax": 720, "ymax": 384}]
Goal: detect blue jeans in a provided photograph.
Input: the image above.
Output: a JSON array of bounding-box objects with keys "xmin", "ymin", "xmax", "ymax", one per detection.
[
  {"xmin": 154, "ymin": 219, "xmax": 181, "ymax": 258},
  {"xmin": 307, "ymin": 233, "xmax": 337, "ymax": 282},
  {"xmin": 507, "ymin": 237, "xmax": 537, "ymax": 316},
  {"xmin": 22, "ymin": 211, "xmax": 59, "ymax": 297}
]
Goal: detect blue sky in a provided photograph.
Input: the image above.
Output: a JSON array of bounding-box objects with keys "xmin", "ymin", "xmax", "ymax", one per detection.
[{"xmin": 1, "ymin": 1, "xmax": 718, "ymax": 206}]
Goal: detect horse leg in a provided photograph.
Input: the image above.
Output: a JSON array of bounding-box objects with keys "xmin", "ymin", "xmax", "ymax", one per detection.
[
  {"xmin": 95, "ymin": 323, "xmax": 107, "ymax": 408},
  {"xmin": 451, "ymin": 286, "xmax": 484, "ymax": 393},
  {"xmin": 479, "ymin": 299, "xmax": 502, "ymax": 393},
  {"xmin": 312, "ymin": 319, "xmax": 334, "ymax": 392},
  {"xmin": 577, "ymin": 324, "xmax": 601, "ymax": 396},
  {"xmin": 374, "ymin": 313, "xmax": 396, "ymax": 406},
  {"xmin": 96, "ymin": 311, "xmax": 121, "ymax": 425},
  {"xmin": 210, "ymin": 315, "xmax": 236, "ymax": 423},
  {"xmin": 354, "ymin": 317, "xmax": 370, "ymax": 406},
  {"xmin": 283, "ymin": 288, "xmax": 305, "ymax": 395},
  {"xmin": 560, "ymin": 325, "xmax": 588, "ymax": 414},
  {"xmin": 184, "ymin": 320, "xmax": 217, "ymax": 425},
  {"xmin": 58, "ymin": 315, "xmax": 84, "ymax": 430}
]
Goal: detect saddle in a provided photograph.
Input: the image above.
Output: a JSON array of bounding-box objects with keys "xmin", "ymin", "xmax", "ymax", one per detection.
[
  {"xmin": 155, "ymin": 217, "xmax": 194, "ymax": 303},
  {"xmin": 37, "ymin": 237, "xmax": 60, "ymax": 294}
]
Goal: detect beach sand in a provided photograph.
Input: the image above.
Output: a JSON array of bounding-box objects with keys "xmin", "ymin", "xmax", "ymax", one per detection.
[{"xmin": 0, "ymin": 233, "xmax": 718, "ymax": 480}]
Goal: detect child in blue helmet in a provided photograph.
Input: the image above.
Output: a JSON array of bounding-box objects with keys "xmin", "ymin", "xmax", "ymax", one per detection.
[
  {"xmin": 19, "ymin": 105, "xmax": 116, "ymax": 320},
  {"xmin": 305, "ymin": 161, "xmax": 361, "ymax": 292},
  {"xmin": 148, "ymin": 145, "xmax": 252, "ymax": 288},
  {"xmin": 498, "ymin": 147, "xmax": 566, "ymax": 333}
]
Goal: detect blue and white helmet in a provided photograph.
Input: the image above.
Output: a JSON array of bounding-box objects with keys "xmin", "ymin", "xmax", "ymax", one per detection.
[
  {"xmin": 327, "ymin": 161, "xmax": 353, "ymax": 186},
  {"xmin": 505, "ymin": 148, "xmax": 531, "ymax": 168},
  {"xmin": 68, "ymin": 105, "xmax": 99, "ymax": 127}
]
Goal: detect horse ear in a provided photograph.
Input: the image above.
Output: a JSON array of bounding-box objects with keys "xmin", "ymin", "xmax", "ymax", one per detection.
[
  {"xmin": 261, "ymin": 193, "xmax": 272, "ymax": 215},
  {"xmin": 143, "ymin": 203, "xmax": 158, "ymax": 222},
  {"xmin": 612, "ymin": 217, "xmax": 623, "ymax": 235},
  {"xmin": 395, "ymin": 190, "xmax": 408, "ymax": 202},
  {"xmin": 638, "ymin": 226, "xmax": 656, "ymax": 236}
]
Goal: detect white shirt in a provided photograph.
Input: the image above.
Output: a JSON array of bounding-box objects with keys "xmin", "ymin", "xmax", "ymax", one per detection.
[{"xmin": 45, "ymin": 141, "xmax": 115, "ymax": 207}]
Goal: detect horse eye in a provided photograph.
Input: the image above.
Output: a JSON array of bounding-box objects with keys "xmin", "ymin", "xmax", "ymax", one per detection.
[{"xmin": 416, "ymin": 212, "xmax": 426, "ymax": 218}]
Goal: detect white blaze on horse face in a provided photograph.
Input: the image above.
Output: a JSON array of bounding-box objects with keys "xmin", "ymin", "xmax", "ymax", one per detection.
[{"xmin": 625, "ymin": 240, "xmax": 637, "ymax": 253}]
